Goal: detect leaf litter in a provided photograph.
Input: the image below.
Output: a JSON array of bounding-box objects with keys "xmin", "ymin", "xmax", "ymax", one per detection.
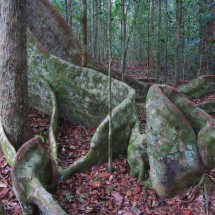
[{"xmin": 0, "ymin": 93, "xmax": 215, "ymax": 214}]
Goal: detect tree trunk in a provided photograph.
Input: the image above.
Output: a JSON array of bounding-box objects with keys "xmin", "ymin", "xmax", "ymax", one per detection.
[
  {"xmin": 174, "ymin": 0, "xmax": 182, "ymax": 86},
  {"xmin": 156, "ymin": 0, "xmax": 162, "ymax": 83},
  {"xmin": 92, "ymin": 0, "xmax": 98, "ymax": 60},
  {"xmin": 121, "ymin": 0, "xmax": 127, "ymax": 81},
  {"xmin": 108, "ymin": 0, "xmax": 113, "ymax": 173},
  {"xmin": 182, "ymin": 2, "xmax": 186, "ymax": 81},
  {"xmin": 147, "ymin": 0, "xmax": 150, "ymax": 68},
  {"xmin": 81, "ymin": 0, "xmax": 87, "ymax": 67},
  {"xmin": 164, "ymin": 0, "xmax": 168, "ymax": 83},
  {"xmin": 200, "ymin": 0, "xmax": 215, "ymax": 74},
  {"xmin": 150, "ymin": 0, "xmax": 157, "ymax": 70},
  {"xmin": 65, "ymin": 0, "xmax": 72, "ymax": 27},
  {"xmin": 0, "ymin": 0, "xmax": 29, "ymax": 150}
]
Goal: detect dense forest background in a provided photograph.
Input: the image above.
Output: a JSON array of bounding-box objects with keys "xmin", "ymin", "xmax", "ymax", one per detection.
[{"xmin": 51, "ymin": 0, "xmax": 214, "ymax": 83}]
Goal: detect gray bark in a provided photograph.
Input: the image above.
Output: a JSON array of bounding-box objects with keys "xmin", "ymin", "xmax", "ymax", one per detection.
[{"xmin": 0, "ymin": 0, "xmax": 29, "ymax": 150}]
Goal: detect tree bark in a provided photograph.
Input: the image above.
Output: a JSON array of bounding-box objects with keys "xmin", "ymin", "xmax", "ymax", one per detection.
[
  {"xmin": 164, "ymin": 0, "xmax": 168, "ymax": 83},
  {"xmin": 92, "ymin": 0, "xmax": 98, "ymax": 60},
  {"xmin": 0, "ymin": 0, "xmax": 29, "ymax": 150},
  {"xmin": 174, "ymin": 0, "xmax": 182, "ymax": 86},
  {"xmin": 121, "ymin": 0, "xmax": 127, "ymax": 81},
  {"xmin": 108, "ymin": 0, "xmax": 113, "ymax": 173},
  {"xmin": 200, "ymin": 0, "xmax": 215, "ymax": 74},
  {"xmin": 156, "ymin": 0, "xmax": 162, "ymax": 83},
  {"xmin": 147, "ymin": 0, "xmax": 150, "ymax": 68},
  {"xmin": 81, "ymin": 0, "xmax": 87, "ymax": 67},
  {"xmin": 150, "ymin": 0, "xmax": 157, "ymax": 69},
  {"xmin": 65, "ymin": 0, "xmax": 72, "ymax": 27}
]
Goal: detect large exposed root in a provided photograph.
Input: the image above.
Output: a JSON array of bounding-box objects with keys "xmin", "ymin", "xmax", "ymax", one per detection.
[
  {"xmin": 43, "ymin": 80, "xmax": 59, "ymax": 163},
  {"xmin": 0, "ymin": 107, "xmax": 16, "ymax": 166},
  {"xmin": 146, "ymin": 85, "xmax": 215, "ymax": 197},
  {"xmin": 179, "ymin": 75, "xmax": 215, "ymax": 99},
  {"xmin": 11, "ymin": 137, "xmax": 66, "ymax": 214},
  {"xmin": 197, "ymin": 101, "xmax": 215, "ymax": 114}
]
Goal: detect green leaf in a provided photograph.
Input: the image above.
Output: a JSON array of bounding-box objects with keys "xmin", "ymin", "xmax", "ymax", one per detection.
[
  {"xmin": 35, "ymin": 134, "xmax": 45, "ymax": 143},
  {"xmin": 79, "ymin": 193, "xmax": 88, "ymax": 199}
]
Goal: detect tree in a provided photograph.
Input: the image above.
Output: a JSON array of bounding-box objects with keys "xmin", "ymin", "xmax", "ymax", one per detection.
[
  {"xmin": 65, "ymin": 0, "xmax": 72, "ymax": 27},
  {"xmin": 108, "ymin": 0, "xmax": 113, "ymax": 173},
  {"xmin": 156, "ymin": 0, "xmax": 162, "ymax": 83},
  {"xmin": 174, "ymin": 0, "xmax": 182, "ymax": 85},
  {"xmin": 81, "ymin": 0, "xmax": 87, "ymax": 67},
  {"xmin": 164, "ymin": 0, "xmax": 168, "ymax": 83},
  {"xmin": 199, "ymin": 0, "xmax": 215, "ymax": 75},
  {"xmin": 0, "ymin": 0, "xmax": 29, "ymax": 150},
  {"xmin": 121, "ymin": 0, "xmax": 127, "ymax": 81},
  {"xmin": 92, "ymin": 0, "xmax": 98, "ymax": 59}
]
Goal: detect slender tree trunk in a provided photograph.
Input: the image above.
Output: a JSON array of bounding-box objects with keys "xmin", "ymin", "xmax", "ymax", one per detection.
[
  {"xmin": 174, "ymin": 0, "xmax": 182, "ymax": 86},
  {"xmin": 81, "ymin": 0, "xmax": 87, "ymax": 67},
  {"xmin": 199, "ymin": 0, "xmax": 214, "ymax": 75},
  {"xmin": 147, "ymin": 0, "xmax": 150, "ymax": 69},
  {"xmin": 98, "ymin": 1, "xmax": 103, "ymax": 62},
  {"xmin": 181, "ymin": 1, "xmax": 186, "ymax": 81},
  {"xmin": 205, "ymin": 1, "xmax": 215, "ymax": 74},
  {"xmin": 150, "ymin": 0, "xmax": 157, "ymax": 69},
  {"xmin": 92, "ymin": 0, "xmax": 98, "ymax": 60},
  {"xmin": 108, "ymin": 0, "xmax": 113, "ymax": 173},
  {"xmin": 164, "ymin": 0, "xmax": 168, "ymax": 83},
  {"xmin": 124, "ymin": 1, "xmax": 140, "ymax": 63},
  {"xmin": 0, "ymin": 0, "xmax": 29, "ymax": 150},
  {"xmin": 66, "ymin": 0, "xmax": 72, "ymax": 27},
  {"xmin": 156, "ymin": 0, "xmax": 162, "ymax": 83},
  {"xmin": 121, "ymin": 0, "xmax": 127, "ymax": 81}
]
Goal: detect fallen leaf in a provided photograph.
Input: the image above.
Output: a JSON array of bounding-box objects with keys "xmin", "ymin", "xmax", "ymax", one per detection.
[
  {"xmin": 147, "ymin": 197, "xmax": 152, "ymax": 209},
  {"xmin": 111, "ymin": 191, "xmax": 123, "ymax": 207},
  {"xmin": 89, "ymin": 180, "xmax": 100, "ymax": 187},
  {"xmin": 0, "ymin": 182, "xmax": 7, "ymax": 188},
  {"xmin": 71, "ymin": 203, "xmax": 77, "ymax": 212},
  {"xmin": 124, "ymin": 212, "xmax": 134, "ymax": 215},
  {"xmin": 181, "ymin": 209, "xmax": 193, "ymax": 215},
  {"xmin": 79, "ymin": 193, "xmax": 88, "ymax": 199},
  {"xmin": 126, "ymin": 190, "xmax": 132, "ymax": 197},
  {"xmin": 12, "ymin": 211, "xmax": 21, "ymax": 215},
  {"xmin": 0, "ymin": 188, "xmax": 10, "ymax": 198},
  {"xmin": 121, "ymin": 177, "xmax": 129, "ymax": 187},
  {"xmin": 100, "ymin": 172, "xmax": 111, "ymax": 178}
]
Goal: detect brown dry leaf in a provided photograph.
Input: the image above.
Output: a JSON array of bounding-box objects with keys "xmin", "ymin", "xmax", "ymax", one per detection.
[
  {"xmin": 80, "ymin": 173, "xmax": 91, "ymax": 179},
  {"xmin": 147, "ymin": 197, "xmax": 152, "ymax": 209},
  {"xmin": 132, "ymin": 186, "xmax": 141, "ymax": 194},
  {"xmin": 126, "ymin": 190, "xmax": 132, "ymax": 197},
  {"xmin": 180, "ymin": 209, "xmax": 193, "ymax": 215},
  {"xmin": 0, "ymin": 181, "xmax": 7, "ymax": 188},
  {"xmin": 124, "ymin": 212, "xmax": 134, "ymax": 215},
  {"xmin": 106, "ymin": 199, "xmax": 113, "ymax": 210},
  {"xmin": 121, "ymin": 177, "xmax": 129, "ymax": 187},
  {"xmin": 0, "ymin": 160, "xmax": 7, "ymax": 168},
  {"xmin": 71, "ymin": 203, "xmax": 77, "ymax": 212},
  {"xmin": 89, "ymin": 180, "xmax": 100, "ymax": 187},
  {"xmin": 0, "ymin": 188, "xmax": 10, "ymax": 198},
  {"xmin": 100, "ymin": 172, "xmax": 111, "ymax": 179},
  {"xmin": 12, "ymin": 211, "xmax": 20, "ymax": 215},
  {"xmin": 111, "ymin": 191, "xmax": 123, "ymax": 207}
]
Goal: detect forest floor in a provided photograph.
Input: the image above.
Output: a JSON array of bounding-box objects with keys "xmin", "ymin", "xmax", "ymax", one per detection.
[{"xmin": 0, "ymin": 63, "xmax": 215, "ymax": 215}]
